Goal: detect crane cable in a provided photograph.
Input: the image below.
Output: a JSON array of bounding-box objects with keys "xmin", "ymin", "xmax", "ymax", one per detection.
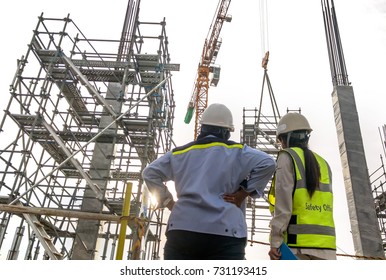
[{"xmin": 259, "ymin": 0, "xmax": 269, "ymax": 69}]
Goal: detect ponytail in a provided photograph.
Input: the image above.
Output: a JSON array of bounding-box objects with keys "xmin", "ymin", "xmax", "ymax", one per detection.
[
  {"xmin": 302, "ymin": 147, "xmax": 320, "ymax": 197},
  {"xmin": 279, "ymin": 131, "xmax": 320, "ymax": 197}
]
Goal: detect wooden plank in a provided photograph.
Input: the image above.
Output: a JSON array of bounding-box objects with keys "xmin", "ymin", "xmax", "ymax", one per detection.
[{"xmin": 0, "ymin": 204, "xmax": 136, "ymax": 222}]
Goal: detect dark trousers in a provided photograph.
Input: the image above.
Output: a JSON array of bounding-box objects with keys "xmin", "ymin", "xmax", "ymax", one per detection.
[{"xmin": 164, "ymin": 230, "xmax": 247, "ymax": 260}]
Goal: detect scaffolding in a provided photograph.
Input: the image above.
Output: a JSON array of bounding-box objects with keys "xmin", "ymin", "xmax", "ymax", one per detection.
[
  {"xmin": 241, "ymin": 108, "xmax": 278, "ymax": 245},
  {"xmin": 0, "ymin": 6, "xmax": 179, "ymax": 260},
  {"xmin": 370, "ymin": 125, "xmax": 386, "ymax": 253},
  {"xmin": 240, "ymin": 67, "xmax": 281, "ymax": 245}
]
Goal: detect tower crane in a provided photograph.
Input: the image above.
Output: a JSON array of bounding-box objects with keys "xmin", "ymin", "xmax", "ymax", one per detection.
[{"xmin": 184, "ymin": 0, "xmax": 232, "ymax": 139}]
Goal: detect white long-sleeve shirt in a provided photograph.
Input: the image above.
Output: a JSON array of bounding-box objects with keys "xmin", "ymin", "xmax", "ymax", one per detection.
[{"xmin": 142, "ymin": 135, "xmax": 276, "ymax": 238}]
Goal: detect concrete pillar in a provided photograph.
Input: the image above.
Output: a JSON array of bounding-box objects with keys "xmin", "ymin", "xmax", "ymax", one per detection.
[{"xmin": 332, "ymin": 85, "xmax": 384, "ymax": 258}]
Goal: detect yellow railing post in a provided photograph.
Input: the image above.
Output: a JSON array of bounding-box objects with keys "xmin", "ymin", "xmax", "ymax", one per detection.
[{"xmin": 115, "ymin": 182, "xmax": 133, "ymax": 260}]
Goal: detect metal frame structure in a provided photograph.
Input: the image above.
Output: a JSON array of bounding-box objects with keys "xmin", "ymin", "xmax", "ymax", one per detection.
[
  {"xmin": 240, "ymin": 67, "xmax": 281, "ymax": 245},
  {"xmin": 0, "ymin": 6, "xmax": 179, "ymax": 260},
  {"xmin": 370, "ymin": 125, "xmax": 386, "ymax": 253}
]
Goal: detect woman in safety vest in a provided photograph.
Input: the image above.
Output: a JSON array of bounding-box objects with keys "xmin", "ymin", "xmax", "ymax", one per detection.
[{"xmin": 268, "ymin": 113, "xmax": 337, "ymax": 260}]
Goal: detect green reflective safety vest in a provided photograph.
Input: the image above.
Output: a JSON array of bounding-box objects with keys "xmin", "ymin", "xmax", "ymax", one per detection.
[{"xmin": 268, "ymin": 147, "xmax": 336, "ymax": 250}]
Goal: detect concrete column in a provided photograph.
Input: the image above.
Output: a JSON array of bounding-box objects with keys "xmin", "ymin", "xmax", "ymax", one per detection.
[{"xmin": 332, "ymin": 85, "xmax": 384, "ymax": 258}]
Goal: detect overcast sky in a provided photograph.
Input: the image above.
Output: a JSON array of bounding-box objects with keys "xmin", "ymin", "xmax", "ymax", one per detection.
[{"xmin": 1, "ymin": 0, "xmax": 385, "ymax": 260}]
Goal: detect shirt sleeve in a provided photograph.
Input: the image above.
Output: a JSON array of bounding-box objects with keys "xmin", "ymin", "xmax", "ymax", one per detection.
[
  {"xmin": 269, "ymin": 152, "xmax": 295, "ymax": 248},
  {"xmin": 141, "ymin": 152, "xmax": 174, "ymax": 207},
  {"xmin": 242, "ymin": 148, "xmax": 276, "ymax": 198}
]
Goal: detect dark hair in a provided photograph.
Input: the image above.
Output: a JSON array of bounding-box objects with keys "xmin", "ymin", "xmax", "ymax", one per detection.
[
  {"xmin": 279, "ymin": 131, "xmax": 320, "ymax": 197},
  {"xmin": 198, "ymin": 124, "xmax": 230, "ymax": 140}
]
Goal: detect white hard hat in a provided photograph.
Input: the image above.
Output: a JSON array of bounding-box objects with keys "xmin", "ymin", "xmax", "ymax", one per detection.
[
  {"xmin": 276, "ymin": 113, "xmax": 312, "ymax": 136},
  {"xmin": 200, "ymin": 103, "xmax": 234, "ymax": 132}
]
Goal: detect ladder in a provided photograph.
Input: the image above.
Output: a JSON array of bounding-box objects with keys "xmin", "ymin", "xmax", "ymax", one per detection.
[{"xmin": 20, "ymin": 208, "xmax": 63, "ymax": 260}]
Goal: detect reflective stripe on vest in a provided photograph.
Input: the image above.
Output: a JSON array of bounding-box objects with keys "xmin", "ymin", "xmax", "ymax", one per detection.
[
  {"xmin": 269, "ymin": 147, "xmax": 336, "ymax": 250},
  {"xmin": 172, "ymin": 141, "xmax": 243, "ymax": 155}
]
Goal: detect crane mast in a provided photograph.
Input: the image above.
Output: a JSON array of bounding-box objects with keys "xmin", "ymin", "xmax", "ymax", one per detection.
[{"xmin": 184, "ymin": 0, "xmax": 232, "ymax": 139}]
